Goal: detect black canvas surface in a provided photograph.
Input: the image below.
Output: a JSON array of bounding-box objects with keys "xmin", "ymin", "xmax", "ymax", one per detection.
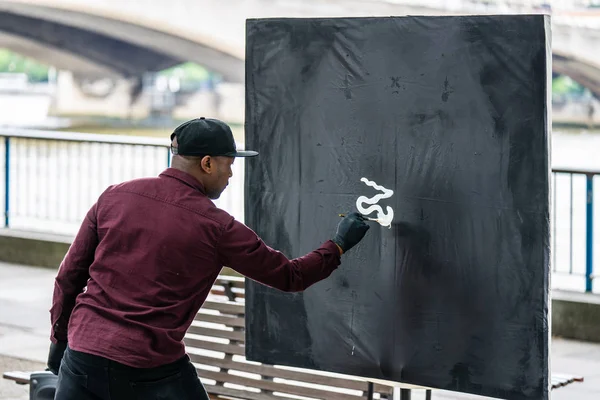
[{"xmin": 244, "ymin": 15, "xmax": 551, "ymax": 400}]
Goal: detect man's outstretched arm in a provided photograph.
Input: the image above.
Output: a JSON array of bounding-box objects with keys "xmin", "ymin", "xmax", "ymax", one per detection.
[{"xmin": 216, "ymin": 212, "xmax": 369, "ymax": 292}]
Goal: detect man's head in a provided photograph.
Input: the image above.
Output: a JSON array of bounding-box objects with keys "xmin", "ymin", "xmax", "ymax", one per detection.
[{"xmin": 169, "ymin": 117, "xmax": 258, "ymax": 199}]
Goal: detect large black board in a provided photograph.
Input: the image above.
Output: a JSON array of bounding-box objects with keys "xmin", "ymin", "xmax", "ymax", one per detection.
[{"xmin": 244, "ymin": 15, "xmax": 551, "ymax": 400}]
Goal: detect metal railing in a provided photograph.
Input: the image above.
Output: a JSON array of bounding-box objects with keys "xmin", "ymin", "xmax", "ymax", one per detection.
[
  {"xmin": 552, "ymin": 168, "xmax": 599, "ymax": 292},
  {"xmin": 0, "ymin": 128, "xmax": 596, "ymax": 292},
  {"xmin": 0, "ymin": 128, "xmax": 245, "ymax": 235}
]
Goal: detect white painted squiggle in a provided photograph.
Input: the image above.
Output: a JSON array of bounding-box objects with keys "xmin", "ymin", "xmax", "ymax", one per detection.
[{"xmin": 356, "ymin": 177, "xmax": 394, "ymax": 228}]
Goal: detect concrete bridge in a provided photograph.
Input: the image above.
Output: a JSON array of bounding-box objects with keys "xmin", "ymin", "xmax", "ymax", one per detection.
[{"xmin": 0, "ymin": 0, "xmax": 599, "ymax": 90}]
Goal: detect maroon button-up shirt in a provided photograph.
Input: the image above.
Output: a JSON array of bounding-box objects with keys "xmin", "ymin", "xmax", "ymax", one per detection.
[{"xmin": 50, "ymin": 168, "xmax": 341, "ymax": 368}]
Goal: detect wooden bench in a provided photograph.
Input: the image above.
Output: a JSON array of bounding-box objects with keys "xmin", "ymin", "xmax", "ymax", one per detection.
[
  {"xmin": 184, "ymin": 274, "xmax": 585, "ymax": 399},
  {"xmin": 190, "ymin": 274, "xmax": 396, "ymax": 399},
  {"xmin": 3, "ymin": 274, "xmax": 585, "ymax": 400}
]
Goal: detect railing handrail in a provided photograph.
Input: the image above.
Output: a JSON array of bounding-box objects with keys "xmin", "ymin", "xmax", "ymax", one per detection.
[
  {"xmin": 0, "ymin": 127, "xmax": 252, "ymax": 150},
  {"xmin": 553, "ymin": 167, "xmax": 600, "ymax": 175},
  {"xmin": 0, "ymin": 127, "xmax": 170, "ymax": 147}
]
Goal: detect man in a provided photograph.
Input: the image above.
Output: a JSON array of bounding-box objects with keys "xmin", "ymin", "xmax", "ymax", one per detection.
[{"xmin": 47, "ymin": 117, "xmax": 370, "ymax": 400}]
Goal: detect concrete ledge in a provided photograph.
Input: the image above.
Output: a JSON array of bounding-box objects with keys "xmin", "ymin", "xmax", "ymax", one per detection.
[
  {"xmin": 0, "ymin": 229, "xmax": 72, "ymax": 269},
  {"xmin": 552, "ymin": 290, "xmax": 600, "ymax": 343}
]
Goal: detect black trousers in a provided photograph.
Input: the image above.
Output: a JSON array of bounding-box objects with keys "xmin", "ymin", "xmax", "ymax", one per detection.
[{"xmin": 55, "ymin": 346, "xmax": 210, "ymax": 400}]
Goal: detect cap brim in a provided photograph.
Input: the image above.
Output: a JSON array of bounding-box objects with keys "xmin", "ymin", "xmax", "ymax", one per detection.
[{"xmin": 229, "ymin": 150, "xmax": 259, "ymax": 157}]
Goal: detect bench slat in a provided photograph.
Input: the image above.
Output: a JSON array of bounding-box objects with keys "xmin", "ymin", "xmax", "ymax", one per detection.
[
  {"xmin": 190, "ymin": 354, "xmax": 391, "ymax": 394},
  {"xmin": 202, "ymin": 300, "xmax": 245, "ymax": 315},
  {"xmin": 550, "ymin": 372, "xmax": 585, "ymax": 389},
  {"xmin": 185, "ymin": 338, "xmax": 245, "ymax": 356},
  {"xmin": 204, "ymin": 384, "xmax": 275, "ymax": 400},
  {"xmin": 197, "ymin": 369, "xmax": 357, "ymax": 400},
  {"xmin": 188, "ymin": 325, "xmax": 245, "ymax": 342},
  {"xmin": 2, "ymin": 371, "xmax": 30, "ymax": 385},
  {"xmin": 2, "ymin": 369, "xmax": 586, "ymax": 394},
  {"xmin": 215, "ymin": 275, "xmax": 245, "ymax": 285},
  {"xmin": 209, "ymin": 288, "xmax": 245, "ymax": 299},
  {"xmin": 194, "ymin": 313, "xmax": 245, "ymax": 328},
  {"xmin": 552, "ymin": 373, "xmax": 584, "ymax": 382}
]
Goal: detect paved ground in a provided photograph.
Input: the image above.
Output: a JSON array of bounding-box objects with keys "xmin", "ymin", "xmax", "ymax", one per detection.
[
  {"xmin": 0, "ymin": 355, "xmax": 45, "ymax": 400},
  {"xmin": 0, "ymin": 262, "xmax": 52, "ymax": 400},
  {"xmin": 0, "ymin": 261, "xmax": 599, "ymax": 399}
]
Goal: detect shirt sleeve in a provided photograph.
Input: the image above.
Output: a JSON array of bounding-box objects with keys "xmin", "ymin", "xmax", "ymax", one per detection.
[
  {"xmin": 216, "ymin": 218, "xmax": 341, "ymax": 292},
  {"xmin": 49, "ymin": 202, "xmax": 99, "ymax": 343}
]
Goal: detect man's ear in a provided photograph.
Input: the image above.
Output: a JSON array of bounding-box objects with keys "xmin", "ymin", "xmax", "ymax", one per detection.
[{"xmin": 200, "ymin": 155, "xmax": 212, "ymax": 173}]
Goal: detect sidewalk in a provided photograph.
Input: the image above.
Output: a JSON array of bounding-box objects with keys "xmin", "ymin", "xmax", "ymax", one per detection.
[
  {"xmin": 0, "ymin": 355, "xmax": 44, "ymax": 400},
  {"xmin": 0, "ymin": 261, "xmax": 599, "ymax": 399},
  {"xmin": 0, "ymin": 262, "xmax": 53, "ymax": 400}
]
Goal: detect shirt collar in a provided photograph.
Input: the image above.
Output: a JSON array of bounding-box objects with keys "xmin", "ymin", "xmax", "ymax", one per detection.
[{"xmin": 159, "ymin": 168, "xmax": 206, "ymax": 194}]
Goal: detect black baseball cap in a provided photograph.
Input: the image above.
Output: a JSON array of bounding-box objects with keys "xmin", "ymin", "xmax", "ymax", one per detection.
[{"xmin": 170, "ymin": 117, "xmax": 258, "ymax": 157}]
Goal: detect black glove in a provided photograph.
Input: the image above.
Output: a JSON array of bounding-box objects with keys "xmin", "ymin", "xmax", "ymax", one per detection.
[
  {"xmin": 47, "ymin": 341, "xmax": 68, "ymax": 375},
  {"xmin": 332, "ymin": 212, "xmax": 370, "ymax": 253}
]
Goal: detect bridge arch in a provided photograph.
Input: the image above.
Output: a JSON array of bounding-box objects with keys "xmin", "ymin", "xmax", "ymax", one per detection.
[
  {"xmin": 553, "ymin": 50, "xmax": 600, "ymax": 99},
  {"xmin": 2, "ymin": 0, "xmax": 600, "ymax": 98},
  {"xmin": 0, "ymin": 0, "xmax": 244, "ymax": 82}
]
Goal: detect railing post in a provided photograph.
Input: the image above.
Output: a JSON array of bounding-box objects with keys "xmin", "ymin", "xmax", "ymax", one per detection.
[
  {"xmin": 4, "ymin": 136, "xmax": 9, "ymax": 228},
  {"xmin": 586, "ymin": 173, "xmax": 594, "ymax": 293}
]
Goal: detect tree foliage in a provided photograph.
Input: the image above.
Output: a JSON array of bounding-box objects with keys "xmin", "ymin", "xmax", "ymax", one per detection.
[
  {"xmin": 552, "ymin": 74, "xmax": 586, "ymax": 96},
  {"xmin": 0, "ymin": 49, "xmax": 50, "ymax": 82},
  {"xmin": 158, "ymin": 62, "xmax": 216, "ymax": 83}
]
